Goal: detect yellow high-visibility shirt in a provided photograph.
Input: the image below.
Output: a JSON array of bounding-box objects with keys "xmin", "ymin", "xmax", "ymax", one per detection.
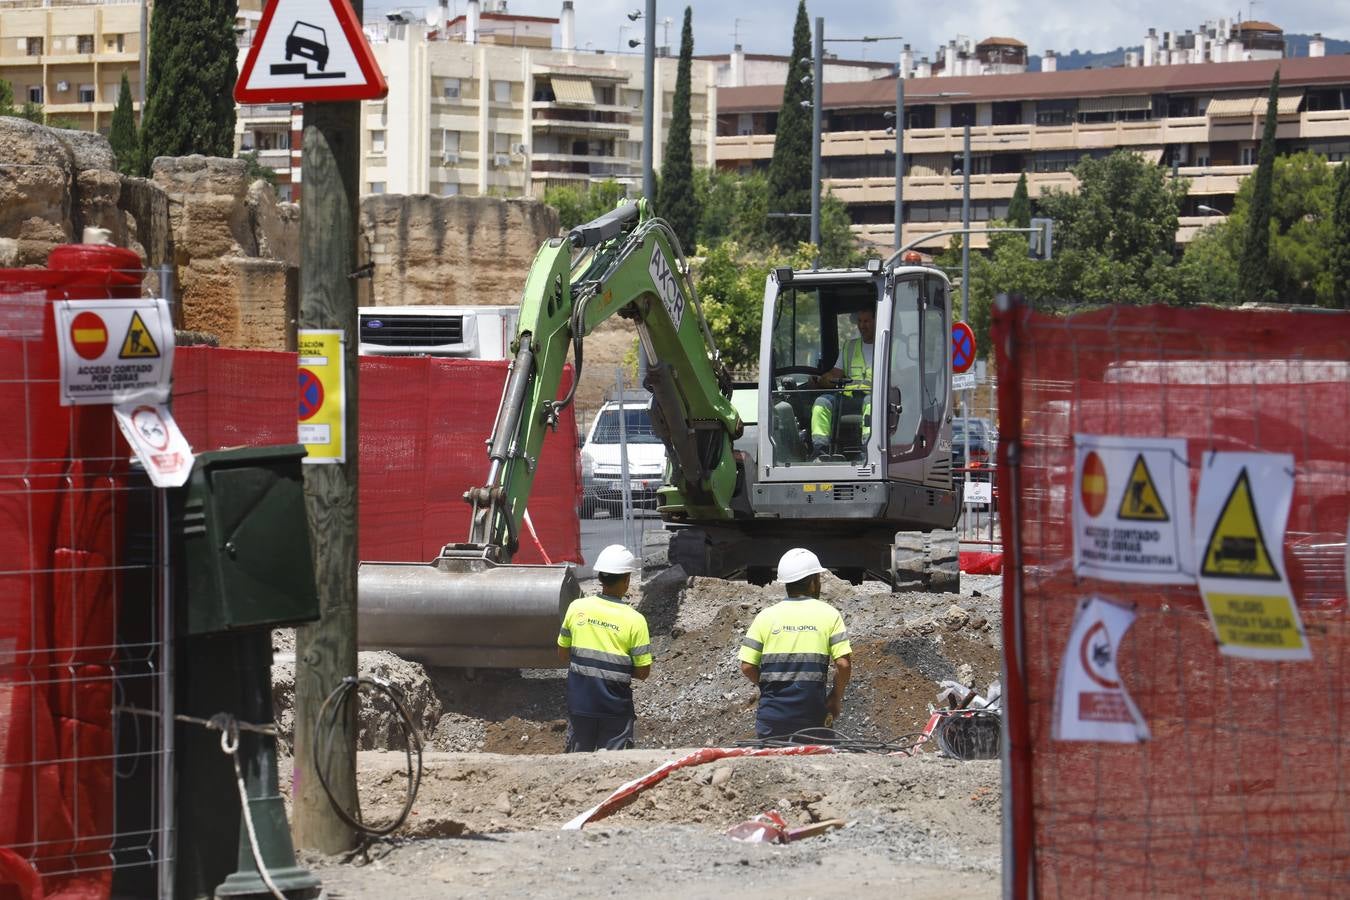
[
  {"xmin": 559, "ymin": 594, "xmax": 653, "ymax": 718},
  {"xmin": 739, "ymin": 596, "xmax": 850, "ymax": 726}
]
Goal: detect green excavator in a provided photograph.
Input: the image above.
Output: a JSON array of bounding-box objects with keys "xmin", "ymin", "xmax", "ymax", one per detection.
[{"xmin": 359, "ymin": 200, "xmax": 962, "ymax": 668}]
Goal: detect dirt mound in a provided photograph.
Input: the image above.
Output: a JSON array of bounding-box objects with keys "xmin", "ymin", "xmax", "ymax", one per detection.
[
  {"xmin": 271, "ymin": 642, "xmax": 442, "ymax": 752},
  {"xmin": 271, "ymin": 572, "xmax": 1002, "ymax": 755}
]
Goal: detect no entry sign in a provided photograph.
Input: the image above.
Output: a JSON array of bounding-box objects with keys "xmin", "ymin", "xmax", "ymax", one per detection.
[{"xmin": 54, "ymin": 300, "xmax": 174, "ymax": 405}]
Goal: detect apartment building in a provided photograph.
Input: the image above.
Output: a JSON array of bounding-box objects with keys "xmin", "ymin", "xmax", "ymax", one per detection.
[
  {"xmin": 361, "ymin": 9, "xmax": 717, "ymax": 200},
  {"xmin": 715, "ymin": 53, "xmax": 1350, "ymax": 250},
  {"xmin": 0, "ymin": 0, "xmax": 143, "ymax": 132}
]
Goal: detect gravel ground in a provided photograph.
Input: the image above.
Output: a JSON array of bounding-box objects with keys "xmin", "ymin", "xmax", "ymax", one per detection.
[
  {"xmin": 271, "ymin": 569, "xmax": 1007, "ymax": 897},
  {"xmin": 302, "ymin": 750, "xmax": 1001, "ymax": 899}
]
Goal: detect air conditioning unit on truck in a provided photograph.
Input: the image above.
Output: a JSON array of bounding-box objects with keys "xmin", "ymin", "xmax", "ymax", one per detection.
[
  {"xmin": 358, "ymin": 200, "xmax": 963, "ymax": 668},
  {"xmin": 358, "ymin": 305, "xmax": 520, "ymax": 359}
]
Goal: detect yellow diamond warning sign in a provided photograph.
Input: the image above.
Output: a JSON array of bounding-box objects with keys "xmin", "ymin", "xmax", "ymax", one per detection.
[
  {"xmin": 1200, "ymin": 468, "xmax": 1281, "ymax": 581},
  {"xmin": 1116, "ymin": 454, "xmax": 1169, "ymax": 522},
  {"xmin": 119, "ymin": 310, "xmax": 161, "ymax": 359}
]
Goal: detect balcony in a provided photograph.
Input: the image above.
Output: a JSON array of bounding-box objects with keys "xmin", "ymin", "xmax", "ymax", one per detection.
[
  {"xmin": 239, "ymin": 103, "xmax": 293, "ymax": 123},
  {"xmin": 531, "ymin": 154, "xmax": 636, "ymax": 180}
]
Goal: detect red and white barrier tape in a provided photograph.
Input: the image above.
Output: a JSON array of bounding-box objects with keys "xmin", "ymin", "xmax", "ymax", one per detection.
[
  {"xmin": 562, "ymin": 744, "xmax": 837, "ymax": 830},
  {"xmin": 521, "ymin": 508, "xmax": 552, "ymax": 565}
]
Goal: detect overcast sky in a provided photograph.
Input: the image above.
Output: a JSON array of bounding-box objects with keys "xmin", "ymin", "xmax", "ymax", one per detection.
[{"xmin": 371, "ymin": 1, "xmax": 1350, "ymax": 59}]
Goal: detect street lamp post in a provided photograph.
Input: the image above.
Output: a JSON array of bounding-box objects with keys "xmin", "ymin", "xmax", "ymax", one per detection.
[
  {"xmin": 887, "ymin": 87, "xmax": 968, "ymax": 253},
  {"xmin": 811, "ymin": 17, "xmax": 823, "ymax": 248},
  {"xmin": 961, "ymin": 122, "xmax": 971, "ymax": 323},
  {"xmin": 642, "ymin": 0, "xmax": 655, "ymax": 200}
]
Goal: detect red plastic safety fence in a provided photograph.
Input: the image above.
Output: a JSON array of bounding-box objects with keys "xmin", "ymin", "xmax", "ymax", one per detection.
[
  {"xmin": 994, "ymin": 301, "xmax": 1350, "ymax": 897},
  {"xmin": 0, "ymin": 251, "xmax": 156, "ymax": 900},
  {"xmin": 359, "ymin": 356, "xmax": 581, "ymax": 565}
]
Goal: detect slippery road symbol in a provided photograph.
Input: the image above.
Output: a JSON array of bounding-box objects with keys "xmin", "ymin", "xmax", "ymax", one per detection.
[{"xmin": 271, "ymin": 22, "xmax": 345, "ymax": 79}]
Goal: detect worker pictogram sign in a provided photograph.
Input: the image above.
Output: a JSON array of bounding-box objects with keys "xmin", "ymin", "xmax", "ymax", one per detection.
[
  {"xmin": 1072, "ymin": 435, "xmax": 1192, "ymax": 585},
  {"xmin": 1200, "ymin": 469, "xmax": 1278, "ymax": 580},
  {"xmin": 113, "ymin": 401, "xmax": 195, "ymax": 488},
  {"xmin": 54, "ymin": 299, "xmax": 174, "ymax": 406},
  {"xmin": 118, "ymin": 310, "xmax": 160, "ymax": 359},
  {"xmin": 1194, "ymin": 451, "xmax": 1309, "ymax": 661},
  {"xmin": 235, "ymin": 0, "xmax": 388, "ymax": 103},
  {"xmin": 297, "ymin": 330, "xmax": 345, "ymax": 463},
  {"xmin": 1080, "ymin": 451, "xmax": 1107, "ymax": 518},
  {"xmin": 1117, "ymin": 454, "xmax": 1169, "ymax": 522},
  {"xmin": 951, "ymin": 321, "xmax": 976, "ymax": 374},
  {"xmin": 70, "ymin": 311, "xmax": 108, "ymax": 360},
  {"xmin": 1053, "ymin": 596, "xmax": 1150, "ymax": 743}
]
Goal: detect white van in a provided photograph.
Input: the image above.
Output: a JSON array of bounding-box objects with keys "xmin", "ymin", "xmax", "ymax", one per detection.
[
  {"xmin": 580, "ymin": 393, "xmax": 667, "ymax": 518},
  {"xmin": 358, "ymin": 306, "xmax": 520, "ymax": 359}
]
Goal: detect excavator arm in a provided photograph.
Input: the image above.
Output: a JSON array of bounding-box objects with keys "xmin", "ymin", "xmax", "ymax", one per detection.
[{"xmin": 465, "ymin": 199, "xmax": 742, "ymax": 559}]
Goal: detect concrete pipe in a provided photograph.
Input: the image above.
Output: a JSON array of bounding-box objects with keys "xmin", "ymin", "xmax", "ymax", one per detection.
[{"xmin": 358, "ymin": 556, "xmax": 580, "ymax": 669}]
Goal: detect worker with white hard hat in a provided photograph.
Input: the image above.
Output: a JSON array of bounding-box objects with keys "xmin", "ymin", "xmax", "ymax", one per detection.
[
  {"xmin": 738, "ymin": 548, "xmax": 853, "ymax": 740},
  {"xmin": 556, "ymin": 544, "xmax": 653, "ymax": 752}
]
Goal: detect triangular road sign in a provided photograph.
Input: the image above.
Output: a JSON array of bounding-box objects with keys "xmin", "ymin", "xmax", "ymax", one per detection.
[
  {"xmin": 235, "ymin": 0, "xmax": 387, "ymax": 103},
  {"xmin": 119, "ymin": 310, "xmax": 160, "ymax": 359},
  {"xmin": 1117, "ymin": 454, "xmax": 1168, "ymax": 522},
  {"xmin": 1201, "ymin": 468, "xmax": 1281, "ymax": 581}
]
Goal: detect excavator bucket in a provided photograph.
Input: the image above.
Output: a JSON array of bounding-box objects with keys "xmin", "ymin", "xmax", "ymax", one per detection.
[{"xmin": 358, "ymin": 555, "xmax": 579, "ymax": 669}]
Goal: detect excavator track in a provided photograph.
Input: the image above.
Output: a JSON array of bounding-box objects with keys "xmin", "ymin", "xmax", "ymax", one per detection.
[{"xmin": 890, "ymin": 529, "xmax": 961, "ymax": 594}]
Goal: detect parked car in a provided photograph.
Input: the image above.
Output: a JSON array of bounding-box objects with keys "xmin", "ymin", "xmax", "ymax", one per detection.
[
  {"xmin": 952, "ymin": 416, "xmax": 997, "ymax": 472},
  {"xmin": 580, "ymin": 393, "xmax": 666, "ymax": 518}
]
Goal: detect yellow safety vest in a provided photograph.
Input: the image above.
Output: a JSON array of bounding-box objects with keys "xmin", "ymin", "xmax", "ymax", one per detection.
[
  {"xmin": 738, "ymin": 597, "xmax": 852, "ymax": 726},
  {"xmin": 842, "ymin": 338, "xmax": 872, "ymax": 398}
]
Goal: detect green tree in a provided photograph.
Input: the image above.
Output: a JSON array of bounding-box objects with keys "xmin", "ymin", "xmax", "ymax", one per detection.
[
  {"xmin": 140, "ymin": 0, "xmax": 238, "ymax": 172},
  {"xmin": 1007, "ymin": 172, "xmax": 1031, "ymax": 228},
  {"xmin": 543, "ymin": 180, "xmax": 629, "ymax": 231},
  {"xmin": 1, "ymin": 81, "xmax": 46, "ymax": 123},
  {"xmin": 1236, "ymin": 70, "xmax": 1280, "ymax": 301},
  {"xmin": 656, "ymin": 7, "xmax": 698, "ymax": 254},
  {"xmin": 765, "ymin": 0, "xmax": 813, "ymax": 247},
  {"xmin": 695, "ymin": 168, "xmax": 771, "ymax": 250},
  {"xmin": 240, "ymin": 150, "xmax": 277, "ymax": 188},
  {"xmin": 1332, "ymin": 161, "xmax": 1350, "ymax": 309},
  {"xmin": 694, "ymin": 240, "xmax": 815, "ymax": 371},
  {"xmin": 1175, "ymin": 225, "xmax": 1238, "ymax": 304},
  {"xmin": 108, "ymin": 72, "xmax": 139, "ymax": 176},
  {"xmin": 1219, "ymin": 150, "xmax": 1335, "ymax": 306}
]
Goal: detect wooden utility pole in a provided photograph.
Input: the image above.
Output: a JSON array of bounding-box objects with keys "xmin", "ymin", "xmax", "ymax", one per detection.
[{"xmin": 291, "ymin": 97, "xmax": 360, "ymax": 851}]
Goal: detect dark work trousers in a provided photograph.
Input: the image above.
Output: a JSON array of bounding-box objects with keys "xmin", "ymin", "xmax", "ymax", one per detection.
[{"xmin": 565, "ymin": 714, "xmax": 636, "ymax": 752}]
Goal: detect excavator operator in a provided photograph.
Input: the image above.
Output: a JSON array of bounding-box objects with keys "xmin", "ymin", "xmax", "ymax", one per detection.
[{"xmin": 808, "ymin": 307, "xmax": 875, "ymax": 459}]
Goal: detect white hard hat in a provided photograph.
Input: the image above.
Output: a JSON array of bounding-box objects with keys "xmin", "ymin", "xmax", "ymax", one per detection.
[
  {"xmin": 595, "ymin": 544, "xmax": 641, "ymax": 576},
  {"xmin": 777, "ymin": 547, "xmax": 826, "ymax": 583}
]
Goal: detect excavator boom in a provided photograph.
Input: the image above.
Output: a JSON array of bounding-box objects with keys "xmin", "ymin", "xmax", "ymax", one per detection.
[{"xmin": 359, "ymin": 201, "xmax": 742, "ymax": 668}]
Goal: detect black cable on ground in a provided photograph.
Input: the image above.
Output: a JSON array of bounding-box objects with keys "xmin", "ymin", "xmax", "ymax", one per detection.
[
  {"xmin": 314, "ymin": 675, "xmax": 424, "ymax": 839},
  {"xmin": 733, "ymin": 726, "xmax": 932, "ymax": 755}
]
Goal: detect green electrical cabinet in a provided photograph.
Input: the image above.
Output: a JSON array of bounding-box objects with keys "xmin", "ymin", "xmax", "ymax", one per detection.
[{"xmin": 174, "ymin": 444, "xmax": 320, "ymax": 636}]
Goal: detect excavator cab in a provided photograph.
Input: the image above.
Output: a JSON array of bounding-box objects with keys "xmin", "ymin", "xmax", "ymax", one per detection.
[{"xmin": 757, "ymin": 263, "xmax": 954, "ymax": 491}]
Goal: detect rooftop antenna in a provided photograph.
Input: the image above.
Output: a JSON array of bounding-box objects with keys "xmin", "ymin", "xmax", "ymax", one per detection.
[{"xmin": 733, "ymin": 17, "xmax": 751, "ymax": 48}]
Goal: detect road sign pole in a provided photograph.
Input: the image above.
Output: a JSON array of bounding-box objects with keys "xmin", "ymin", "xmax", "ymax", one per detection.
[{"xmin": 291, "ymin": 94, "xmax": 360, "ymax": 854}]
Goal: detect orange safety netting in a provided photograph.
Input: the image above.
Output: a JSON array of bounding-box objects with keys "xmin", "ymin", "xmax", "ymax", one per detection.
[{"xmin": 994, "ymin": 301, "xmax": 1350, "ymax": 897}]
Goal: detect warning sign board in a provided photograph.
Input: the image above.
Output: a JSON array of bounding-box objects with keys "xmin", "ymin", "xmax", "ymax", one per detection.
[
  {"xmin": 1195, "ymin": 452, "xmax": 1308, "ymax": 661},
  {"xmin": 234, "ymin": 0, "xmax": 388, "ymax": 103},
  {"xmin": 1053, "ymin": 595, "xmax": 1150, "ymax": 743},
  {"xmin": 1200, "ymin": 469, "xmax": 1280, "ymax": 580},
  {"xmin": 54, "ymin": 300, "xmax": 174, "ymax": 406},
  {"xmin": 1117, "ymin": 454, "xmax": 1169, "ymax": 522},
  {"xmin": 114, "ymin": 401, "xmax": 195, "ymax": 488},
  {"xmin": 118, "ymin": 310, "xmax": 160, "ymax": 359},
  {"xmin": 297, "ymin": 329, "xmax": 345, "ymax": 463},
  {"xmin": 1072, "ymin": 435, "xmax": 1193, "ymax": 585}
]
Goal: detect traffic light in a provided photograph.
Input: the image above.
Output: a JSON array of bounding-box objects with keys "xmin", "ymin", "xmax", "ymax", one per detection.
[{"xmin": 1029, "ymin": 217, "xmax": 1054, "ymax": 261}]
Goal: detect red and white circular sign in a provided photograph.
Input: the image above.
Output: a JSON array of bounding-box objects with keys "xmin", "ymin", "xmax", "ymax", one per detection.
[
  {"xmin": 1081, "ymin": 451, "xmax": 1108, "ymax": 518},
  {"xmin": 70, "ymin": 311, "xmax": 108, "ymax": 360}
]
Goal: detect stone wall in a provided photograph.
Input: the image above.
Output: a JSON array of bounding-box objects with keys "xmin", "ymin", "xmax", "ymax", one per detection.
[
  {"xmin": 1, "ymin": 120, "xmax": 561, "ymax": 351},
  {"xmin": 360, "ymin": 194, "xmax": 559, "ymax": 307}
]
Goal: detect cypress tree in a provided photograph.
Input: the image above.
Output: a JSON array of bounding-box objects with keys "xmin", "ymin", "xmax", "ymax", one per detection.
[
  {"xmin": 1237, "ymin": 70, "xmax": 1279, "ymax": 301},
  {"xmin": 656, "ymin": 7, "xmax": 698, "ymax": 254},
  {"xmin": 109, "ymin": 72, "xmax": 139, "ymax": 177},
  {"xmin": 140, "ymin": 0, "xmax": 238, "ymax": 173},
  {"xmin": 766, "ymin": 0, "xmax": 812, "ymax": 247},
  {"xmin": 1333, "ymin": 161, "xmax": 1350, "ymax": 309},
  {"xmin": 1007, "ymin": 172, "xmax": 1031, "ymax": 227}
]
